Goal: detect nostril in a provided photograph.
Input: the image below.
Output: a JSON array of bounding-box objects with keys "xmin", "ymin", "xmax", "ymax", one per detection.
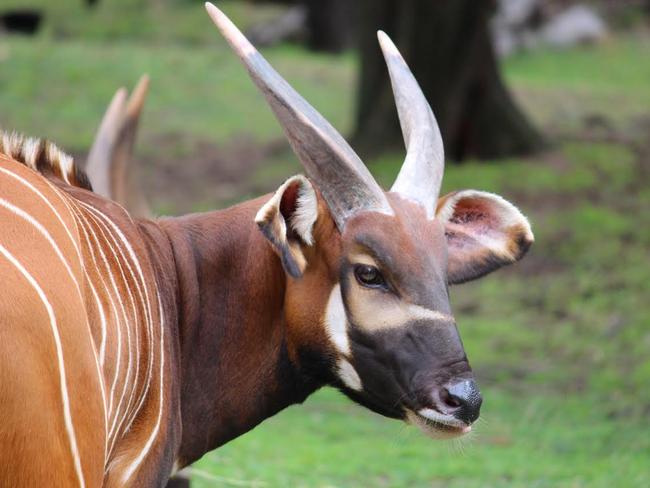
[
  {"xmin": 440, "ymin": 387, "xmax": 462, "ymax": 410},
  {"xmin": 440, "ymin": 379, "xmax": 482, "ymax": 424}
]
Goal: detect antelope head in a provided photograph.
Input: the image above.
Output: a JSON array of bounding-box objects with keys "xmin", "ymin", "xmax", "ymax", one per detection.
[
  {"xmin": 86, "ymin": 75, "xmax": 151, "ymax": 217},
  {"xmin": 206, "ymin": 3, "xmax": 533, "ymax": 438}
]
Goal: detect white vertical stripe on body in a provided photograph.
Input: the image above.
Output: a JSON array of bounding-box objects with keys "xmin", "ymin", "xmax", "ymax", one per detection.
[
  {"xmin": 81, "ymin": 207, "xmax": 142, "ymax": 443},
  {"xmin": 3, "ymin": 170, "xmax": 111, "ymax": 466},
  {"xmin": 69, "ymin": 205, "xmax": 126, "ymax": 459},
  {"xmin": 0, "ymin": 166, "xmax": 83, "ymax": 262},
  {"xmin": 79, "ymin": 202, "xmax": 156, "ymax": 429},
  {"xmin": 0, "ymin": 197, "xmax": 108, "ymax": 460},
  {"xmin": 39, "ymin": 180, "xmax": 112, "ymax": 370},
  {"xmin": 121, "ymin": 292, "xmax": 166, "ymax": 484},
  {"xmin": 0, "ymin": 243, "xmax": 86, "ymax": 488},
  {"xmin": 67, "ymin": 203, "xmax": 127, "ymax": 448},
  {"xmin": 1, "ymin": 162, "xmax": 167, "ymax": 478}
]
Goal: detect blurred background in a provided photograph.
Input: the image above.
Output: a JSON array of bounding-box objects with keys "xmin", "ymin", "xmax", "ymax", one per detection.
[{"xmin": 1, "ymin": 0, "xmax": 649, "ymax": 486}]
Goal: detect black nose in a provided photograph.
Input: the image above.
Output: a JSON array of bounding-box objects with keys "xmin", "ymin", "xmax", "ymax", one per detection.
[{"xmin": 440, "ymin": 379, "xmax": 482, "ymax": 424}]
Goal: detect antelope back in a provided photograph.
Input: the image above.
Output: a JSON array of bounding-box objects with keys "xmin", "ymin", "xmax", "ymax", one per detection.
[{"xmin": 0, "ymin": 133, "xmax": 174, "ymax": 485}]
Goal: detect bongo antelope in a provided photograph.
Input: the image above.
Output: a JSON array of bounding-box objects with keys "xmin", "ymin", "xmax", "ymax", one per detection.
[{"xmin": 0, "ymin": 4, "xmax": 533, "ymax": 486}]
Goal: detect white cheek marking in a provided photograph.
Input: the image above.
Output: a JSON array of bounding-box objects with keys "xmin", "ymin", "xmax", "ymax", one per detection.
[
  {"xmin": 337, "ymin": 359, "xmax": 362, "ymax": 391},
  {"xmin": 323, "ymin": 284, "xmax": 351, "ymax": 356},
  {"xmin": 348, "ymin": 254, "xmax": 454, "ymax": 330},
  {"xmin": 323, "ymin": 285, "xmax": 363, "ymax": 391},
  {"xmin": 348, "ymin": 285, "xmax": 454, "ymax": 332}
]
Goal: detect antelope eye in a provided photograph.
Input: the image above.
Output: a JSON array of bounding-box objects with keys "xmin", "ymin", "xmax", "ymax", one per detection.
[{"xmin": 354, "ymin": 264, "xmax": 386, "ymax": 289}]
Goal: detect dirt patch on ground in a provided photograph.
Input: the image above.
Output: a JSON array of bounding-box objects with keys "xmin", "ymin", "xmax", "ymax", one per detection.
[{"xmin": 138, "ymin": 133, "xmax": 290, "ymax": 214}]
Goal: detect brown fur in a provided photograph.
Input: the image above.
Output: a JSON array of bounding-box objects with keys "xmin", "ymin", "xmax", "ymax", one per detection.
[
  {"xmin": 0, "ymin": 153, "xmax": 175, "ymax": 486},
  {"xmin": 0, "ymin": 127, "xmax": 532, "ymax": 485}
]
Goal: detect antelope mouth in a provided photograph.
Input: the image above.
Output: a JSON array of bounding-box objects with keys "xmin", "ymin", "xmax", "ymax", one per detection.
[{"xmin": 405, "ymin": 408, "xmax": 472, "ymax": 439}]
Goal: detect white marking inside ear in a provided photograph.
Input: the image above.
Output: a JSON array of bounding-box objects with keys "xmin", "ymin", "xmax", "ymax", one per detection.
[
  {"xmin": 324, "ymin": 284, "xmax": 351, "ymax": 356},
  {"xmin": 290, "ymin": 181, "xmax": 317, "ymax": 245},
  {"xmin": 337, "ymin": 358, "xmax": 362, "ymax": 391},
  {"xmin": 438, "ymin": 190, "xmax": 533, "ymax": 242},
  {"xmin": 254, "ymin": 175, "xmax": 317, "ymax": 245},
  {"xmin": 254, "ymin": 195, "xmax": 277, "ymax": 226}
]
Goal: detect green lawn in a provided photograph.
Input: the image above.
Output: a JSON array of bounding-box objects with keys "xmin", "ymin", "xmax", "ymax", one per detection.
[
  {"xmin": 506, "ymin": 35, "xmax": 650, "ymax": 131},
  {"xmin": 192, "ymin": 389, "xmax": 649, "ymax": 488},
  {"xmin": 1, "ymin": 3, "xmax": 649, "ymax": 486},
  {"xmin": 0, "ymin": 37, "xmax": 354, "ymax": 151},
  {"xmin": 190, "ymin": 138, "xmax": 650, "ymax": 487}
]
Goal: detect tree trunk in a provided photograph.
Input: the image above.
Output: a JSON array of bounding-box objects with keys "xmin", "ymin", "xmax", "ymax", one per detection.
[
  {"xmin": 302, "ymin": 0, "xmax": 356, "ymax": 52},
  {"xmin": 353, "ymin": 0, "xmax": 545, "ymax": 161}
]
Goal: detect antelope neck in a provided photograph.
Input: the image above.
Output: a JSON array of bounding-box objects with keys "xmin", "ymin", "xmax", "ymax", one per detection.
[{"xmin": 144, "ymin": 197, "xmax": 320, "ymax": 467}]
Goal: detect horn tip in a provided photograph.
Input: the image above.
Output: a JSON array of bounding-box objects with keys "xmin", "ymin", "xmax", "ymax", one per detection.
[
  {"xmin": 112, "ymin": 88, "xmax": 128, "ymax": 108},
  {"xmin": 205, "ymin": 2, "xmax": 226, "ymax": 30},
  {"xmin": 205, "ymin": 1, "xmax": 256, "ymax": 58},
  {"xmin": 377, "ymin": 30, "xmax": 399, "ymax": 57},
  {"xmin": 135, "ymin": 74, "xmax": 150, "ymax": 94},
  {"xmin": 137, "ymin": 73, "xmax": 150, "ymax": 86},
  {"xmin": 127, "ymin": 75, "xmax": 150, "ymax": 114},
  {"xmin": 133, "ymin": 74, "xmax": 150, "ymax": 97}
]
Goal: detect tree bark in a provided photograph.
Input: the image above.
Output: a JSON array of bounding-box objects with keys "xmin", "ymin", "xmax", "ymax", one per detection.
[
  {"xmin": 302, "ymin": 0, "xmax": 356, "ymax": 52},
  {"xmin": 353, "ymin": 0, "xmax": 545, "ymax": 161}
]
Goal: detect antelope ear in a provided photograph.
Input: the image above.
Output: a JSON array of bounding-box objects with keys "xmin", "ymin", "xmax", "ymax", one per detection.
[
  {"xmin": 255, "ymin": 175, "xmax": 318, "ymax": 278},
  {"xmin": 437, "ymin": 190, "xmax": 534, "ymax": 284}
]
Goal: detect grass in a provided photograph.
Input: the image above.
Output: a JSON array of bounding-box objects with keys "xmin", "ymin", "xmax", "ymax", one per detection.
[
  {"xmin": 191, "ymin": 389, "xmax": 650, "ymax": 488},
  {"xmin": 1, "ymin": 0, "xmax": 284, "ymax": 44},
  {"xmin": 0, "ymin": 37, "xmax": 354, "ymax": 152},
  {"xmin": 1, "ymin": 3, "xmax": 649, "ymax": 486},
  {"xmin": 188, "ymin": 137, "xmax": 650, "ymax": 487},
  {"xmin": 505, "ymin": 35, "xmax": 650, "ymax": 132}
]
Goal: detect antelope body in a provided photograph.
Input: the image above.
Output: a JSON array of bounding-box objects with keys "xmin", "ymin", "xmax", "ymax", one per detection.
[
  {"xmin": 0, "ymin": 4, "xmax": 533, "ymax": 486},
  {"xmin": 0, "ymin": 136, "xmax": 177, "ymax": 486}
]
